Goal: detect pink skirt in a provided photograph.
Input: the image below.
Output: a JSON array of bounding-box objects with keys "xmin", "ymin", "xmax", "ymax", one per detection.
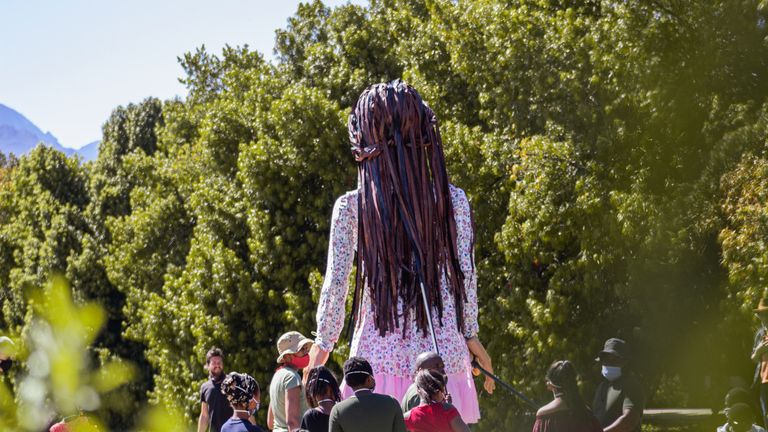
[{"xmin": 340, "ymin": 369, "xmax": 481, "ymax": 424}]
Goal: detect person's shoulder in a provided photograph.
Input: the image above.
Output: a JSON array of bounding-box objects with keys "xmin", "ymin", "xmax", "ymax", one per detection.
[
  {"xmin": 618, "ymin": 374, "xmax": 645, "ymax": 407},
  {"xmin": 270, "ymin": 367, "xmax": 296, "ymax": 387},
  {"xmin": 375, "ymin": 393, "xmax": 403, "ymax": 410},
  {"xmin": 364, "ymin": 392, "xmax": 397, "ymax": 404},
  {"xmin": 200, "ymin": 379, "xmax": 213, "ymax": 393},
  {"xmin": 270, "ymin": 367, "xmax": 286, "ymax": 382},
  {"xmin": 439, "ymin": 402, "xmax": 459, "ymax": 416},
  {"xmin": 281, "ymin": 368, "xmax": 301, "ymax": 386},
  {"xmin": 335, "ymin": 190, "xmax": 359, "ymax": 210},
  {"xmin": 536, "ymin": 399, "xmax": 568, "ymax": 417},
  {"xmin": 405, "ymin": 403, "xmax": 425, "ymax": 417},
  {"xmin": 334, "ymin": 396, "xmax": 358, "ymax": 410},
  {"xmin": 449, "ymin": 184, "xmax": 468, "ymax": 201},
  {"xmin": 273, "ymin": 366, "xmax": 298, "ymax": 378},
  {"xmin": 407, "ymin": 403, "xmax": 425, "ymax": 412},
  {"xmin": 449, "ymin": 184, "xmax": 472, "ymax": 217},
  {"xmin": 302, "ymin": 407, "xmax": 323, "ymax": 419},
  {"xmin": 374, "ymin": 392, "xmax": 400, "ymax": 402},
  {"xmin": 620, "ymin": 374, "xmax": 644, "ymax": 392},
  {"xmin": 219, "ymin": 418, "xmax": 235, "ymax": 432}
]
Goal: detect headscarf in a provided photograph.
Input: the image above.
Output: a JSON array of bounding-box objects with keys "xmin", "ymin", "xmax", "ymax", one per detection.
[{"xmin": 221, "ymin": 372, "xmax": 258, "ymax": 406}]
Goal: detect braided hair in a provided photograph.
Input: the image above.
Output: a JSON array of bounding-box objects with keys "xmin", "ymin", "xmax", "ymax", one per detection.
[
  {"xmin": 348, "ymin": 80, "xmax": 469, "ymax": 338},
  {"xmin": 221, "ymin": 372, "xmax": 259, "ymax": 407},
  {"xmin": 304, "ymin": 366, "xmax": 341, "ymax": 408},
  {"xmin": 414, "ymin": 369, "xmax": 447, "ymax": 403},
  {"xmin": 546, "ymin": 360, "xmax": 589, "ymax": 419}
]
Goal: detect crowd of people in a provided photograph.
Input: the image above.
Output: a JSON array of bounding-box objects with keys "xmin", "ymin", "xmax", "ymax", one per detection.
[
  {"xmin": 197, "ymin": 334, "xmax": 647, "ymax": 432},
  {"xmin": 24, "ymin": 295, "xmax": 768, "ymax": 432}
]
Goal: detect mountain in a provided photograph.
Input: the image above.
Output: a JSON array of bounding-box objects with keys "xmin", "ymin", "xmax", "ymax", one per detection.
[
  {"xmin": 0, "ymin": 104, "xmax": 98, "ymax": 162},
  {"xmin": 75, "ymin": 141, "xmax": 100, "ymax": 162}
]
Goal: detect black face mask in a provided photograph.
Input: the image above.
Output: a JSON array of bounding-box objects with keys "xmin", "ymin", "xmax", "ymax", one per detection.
[{"xmin": 0, "ymin": 359, "xmax": 12, "ymax": 373}]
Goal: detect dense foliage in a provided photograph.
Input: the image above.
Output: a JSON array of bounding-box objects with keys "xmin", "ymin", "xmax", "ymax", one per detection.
[{"xmin": 2, "ymin": 0, "xmax": 768, "ymax": 429}]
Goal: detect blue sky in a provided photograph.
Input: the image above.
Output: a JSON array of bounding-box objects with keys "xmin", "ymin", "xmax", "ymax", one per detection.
[{"xmin": 0, "ymin": 0, "xmax": 366, "ymax": 149}]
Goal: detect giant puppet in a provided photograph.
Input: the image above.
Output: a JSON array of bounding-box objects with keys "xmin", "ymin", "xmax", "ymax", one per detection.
[{"xmin": 307, "ymin": 80, "xmax": 494, "ymax": 422}]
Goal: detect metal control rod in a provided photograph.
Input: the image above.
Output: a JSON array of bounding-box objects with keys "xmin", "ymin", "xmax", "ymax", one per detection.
[{"xmin": 471, "ymin": 359, "xmax": 539, "ymax": 410}]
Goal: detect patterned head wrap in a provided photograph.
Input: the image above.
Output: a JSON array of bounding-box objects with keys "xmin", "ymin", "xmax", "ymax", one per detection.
[{"xmin": 220, "ymin": 372, "xmax": 258, "ymax": 406}]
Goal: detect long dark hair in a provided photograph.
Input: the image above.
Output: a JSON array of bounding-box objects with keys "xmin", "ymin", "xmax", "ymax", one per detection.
[
  {"xmin": 347, "ymin": 80, "xmax": 467, "ymax": 337},
  {"xmin": 546, "ymin": 360, "xmax": 589, "ymax": 419},
  {"xmin": 414, "ymin": 369, "xmax": 447, "ymax": 403},
  {"xmin": 305, "ymin": 366, "xmax": 341, "ymax": 408}
]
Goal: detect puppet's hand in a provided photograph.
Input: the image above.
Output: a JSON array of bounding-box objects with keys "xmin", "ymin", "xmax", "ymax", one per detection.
[{"xmin": 303, "ymin": 343, "xmax": 330, "ymax": 387}]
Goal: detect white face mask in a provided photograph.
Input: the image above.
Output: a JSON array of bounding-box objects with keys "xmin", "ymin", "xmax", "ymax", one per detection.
[
  {"xmin": 234, "ymin": 397, "xmax": 259, "ymax": 417},
  {"xmin": 601, "ymin": 366, "xmax": 622, "ymax": 381},
  {"xmin": 346, "ymin": 370, "xmax": 375, "ymax": 391}
]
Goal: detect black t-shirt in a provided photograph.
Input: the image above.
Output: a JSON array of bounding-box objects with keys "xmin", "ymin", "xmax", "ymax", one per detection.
[
  {"xmin": 200, "ymin": 377, "xmax": 235, "ymax": 432},
  {"xmin": 592, "ymin": 375, "xmax": 645, "ymax": 432},
  {"xmin": 300, "ymin": 407, "xmax": 330, "ymax": 432}
]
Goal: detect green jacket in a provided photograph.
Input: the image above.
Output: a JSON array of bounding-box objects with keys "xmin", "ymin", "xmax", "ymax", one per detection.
[
  {"xmin": 400, "ymin": 383, "xmax": 420, "ymax": 413},
  {"xmin": 329, "ymin": 390, "xmax": 406, "ymax": 432}
]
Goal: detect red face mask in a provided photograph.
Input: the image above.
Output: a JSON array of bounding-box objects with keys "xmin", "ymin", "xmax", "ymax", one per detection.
[{"xmin": 290, "ymin": 354, "xmax": 310, "ymax": 370}]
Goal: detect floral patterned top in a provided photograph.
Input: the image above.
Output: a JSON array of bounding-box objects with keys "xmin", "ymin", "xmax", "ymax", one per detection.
[{"xmin": 314, "ymin": 184, "xmax": 478, "ymax": 377}]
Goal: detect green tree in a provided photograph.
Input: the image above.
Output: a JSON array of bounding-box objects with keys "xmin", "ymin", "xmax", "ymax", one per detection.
[
  {"xmin": 0, "ymin": 145, "xmax": 89, "ymax": 333},
  {"xmin": 2, "ymin": 1, "xmax": 768, "ymax": 429},
  {"xmin": 69, "ymin": 98, "xmax": 165, "ymax": 428}
]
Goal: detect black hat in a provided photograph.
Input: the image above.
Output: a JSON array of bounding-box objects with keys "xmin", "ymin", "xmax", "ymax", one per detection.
[{"xmin": 595, "ymin": 338, "xmax": 628, "ymax": 361}]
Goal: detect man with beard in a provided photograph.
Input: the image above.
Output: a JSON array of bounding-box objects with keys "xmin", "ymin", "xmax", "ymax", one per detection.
[{"xmin": 199, "ymin": 347, "xmax": 234, "ymax": 432}]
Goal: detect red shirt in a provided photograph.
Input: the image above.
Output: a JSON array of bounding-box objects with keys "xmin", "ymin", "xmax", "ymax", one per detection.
[{"xmin": 405, "ymin": 402, "xmax": 461, "ymax": 432}]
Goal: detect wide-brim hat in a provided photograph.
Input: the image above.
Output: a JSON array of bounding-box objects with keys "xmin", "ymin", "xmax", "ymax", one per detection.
[
  {"xmin": 595, "ymin": 338, "xmax": 628, "ymax": 362},
  {"xmin": 754, "ymin": 298, "xmax": 768, "ymax": 313},
  {"xmin": 276, "ymin": 331, "xmax": 313, "ymax": 363}
]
